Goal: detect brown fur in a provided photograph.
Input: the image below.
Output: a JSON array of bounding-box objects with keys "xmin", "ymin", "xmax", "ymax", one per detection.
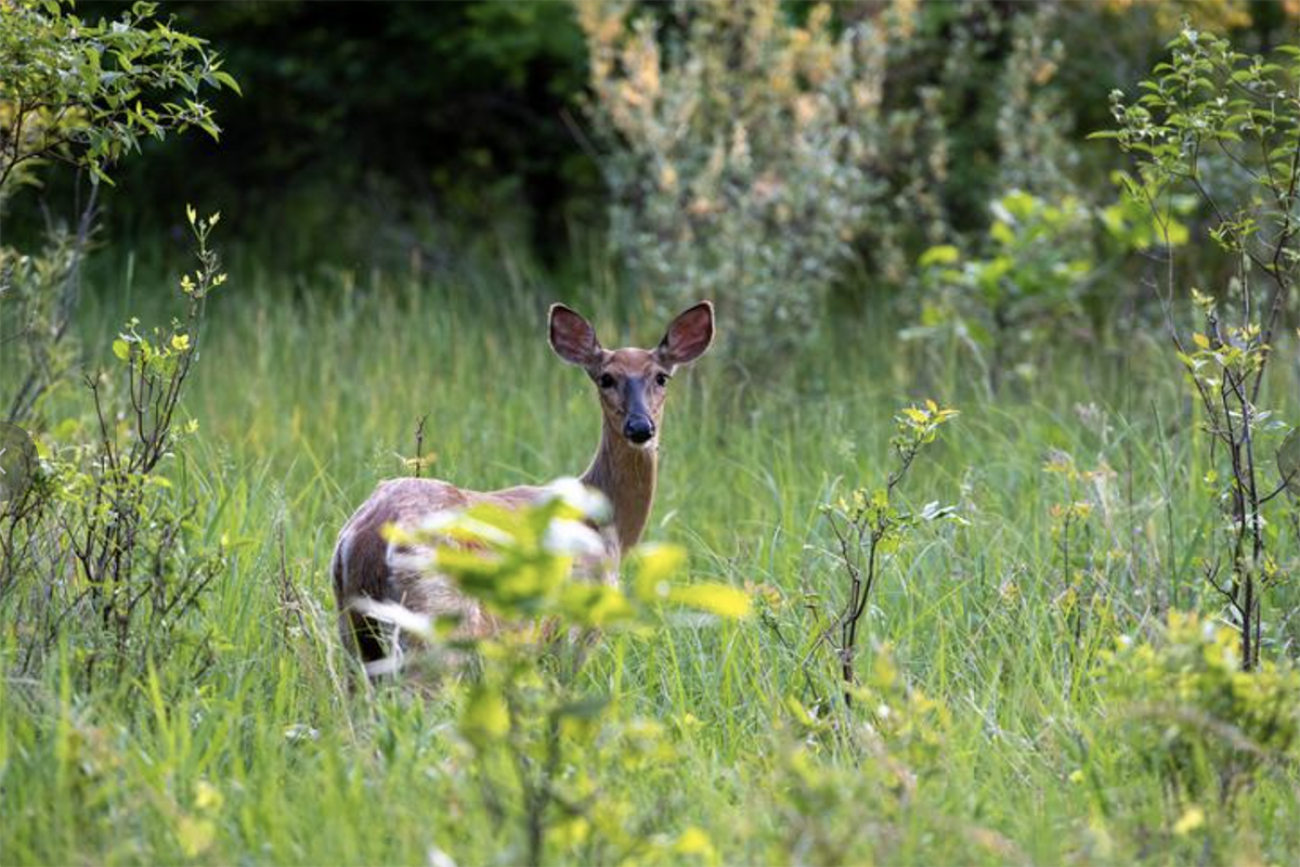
[{"xmin": 332, "ymin": 302, "xmax": 714, "ymax": 665}]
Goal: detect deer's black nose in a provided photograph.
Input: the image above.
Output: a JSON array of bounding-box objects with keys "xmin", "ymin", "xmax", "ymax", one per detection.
[{"xmin": 624, "ymin": 416, "xmax": 655, "ymax": 444}]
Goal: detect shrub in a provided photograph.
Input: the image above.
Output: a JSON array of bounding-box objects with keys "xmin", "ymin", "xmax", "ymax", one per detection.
[
  {"xmin": 2, "ymin": 0, "xmax": 235, "ymax": 423},
  {"xmin": 908, "ymin": 181, "xmax": 1188, "ymax": 392},
  {"xmin": 913, "ymin": 192, "xmax": 1094, "ymax": 392},
  {"xmin": 579, "ymin": 2, "xmax": 1179, "ymax": 372},
  {"xmin": 0, "ymin": 0, "xmax": 233, "ymax": 190},
  {"xmin": 0, "ymin": 1, "xmax": 235, "ymax": 683},
  {"xmin": 3, "ymin": 211, "xmax": 228, "ymax": 681},
  {"xmin": 810, "ymin": 401, "xmax": 957, "ymax": 707},
  {"xmin": 995, "ymin": 5, "xmax": 1080, "ymax": 202},
  {"xmin": 578, "ymin": 0, "xmax": 917, "ymax": 366}
]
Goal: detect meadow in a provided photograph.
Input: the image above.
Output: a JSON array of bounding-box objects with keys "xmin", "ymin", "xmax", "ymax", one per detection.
[
  {"xmin": 3, "ymin": 242, "xmax": 1299, "ymax": 865},
  {"xmin": 6, "ymin": 3, "xmax": 1300, "ymax": 865}
]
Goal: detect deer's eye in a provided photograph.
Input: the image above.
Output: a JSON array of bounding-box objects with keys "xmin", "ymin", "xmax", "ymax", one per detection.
[
  {"xmin": 598, "ymin": 373, "xmax": 617, "ymax": 389},
  {"xmin": 655, "ymin": 373, "xmax": 670, "ymax": 387}
]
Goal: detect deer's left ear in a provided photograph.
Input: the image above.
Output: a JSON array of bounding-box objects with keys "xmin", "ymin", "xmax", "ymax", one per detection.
[{"xmin": 656, "ymin": 301, "xmax": 714, "ymax": 367}]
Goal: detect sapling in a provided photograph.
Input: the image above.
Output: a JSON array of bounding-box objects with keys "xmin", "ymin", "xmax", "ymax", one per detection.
[
  {"xmin": 1105, "ymin": 26, "xmax": 1300, "ymax": 669},
  {"xmin": 818, "ymin": 401, "xmax": 958, "ymax": 703}
]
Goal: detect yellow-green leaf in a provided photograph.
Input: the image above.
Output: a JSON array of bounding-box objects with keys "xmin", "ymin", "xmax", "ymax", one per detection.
[
  {"xmin": 668, "ymin": 583, "xmax": 751, "ymax": 619},
  {"xmin": 194, "ymin": 780, "xmax": 223, "ymax": 812},
  {"xmin": 918, "ymin": 245, "xmax": 960, "ymax": 268},
  {"xmin": 674, "ymin": 826, "xmax": 716, "ymax": 859}
]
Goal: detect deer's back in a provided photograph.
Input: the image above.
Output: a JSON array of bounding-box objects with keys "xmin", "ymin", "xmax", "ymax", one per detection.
[{"xmin": 331, "ymin": 477, "xmax": 570, "ymax": 659}]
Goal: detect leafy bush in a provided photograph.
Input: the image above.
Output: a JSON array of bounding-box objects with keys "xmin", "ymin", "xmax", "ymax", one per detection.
[
  {"xmin": 579, "ymin": 0, "xmax": 918, "ymax": 365},
  {"xmin": 913, "ymin": 192, "xmax": 1093, "ymax": 391},
  {"xmin": 4, "ymin": 211, "xmax": 228, "ymax": 680},
  {"xmin": 910, "ymin": 184, "xmax": 1187, "ymax": 392},
  {"xmin": 994, "ymin": 5, "xmax": 1080, "ymax": 201},
  {"xmin": 0, "ymin": 0, "xmax": 233, "ymax": 191},
  {"xmin": 877, "ymin": 3, "xmax": 1091, "ymax": 269},
  {"xmin": 578, "ymin": 2, "xmax": 1203, "ymax": 372},
  {"xmin": 802, "ymin": 401, "xmax": 958, "ymax": 708},
  {"xmin": 0, "ymin": 1, "xmax": 234, "ymax": 684},
  {"xmin": 2, "ymin": 0, "xmax": 235, "ymax": 423}
]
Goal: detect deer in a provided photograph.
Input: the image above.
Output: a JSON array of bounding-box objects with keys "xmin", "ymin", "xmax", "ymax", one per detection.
[{"xmin": 331, "ymin": 301, "xmax": 715, "ymax": 669}]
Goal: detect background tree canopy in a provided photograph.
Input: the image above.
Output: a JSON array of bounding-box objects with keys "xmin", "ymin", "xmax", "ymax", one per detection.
[
  {"xmin": 20, "ymin": 0, "xmax": 1291, "ymax": 268},
  {"xmin": 26, "ymin": 0, "xmax": 596, "ymax": 257}
]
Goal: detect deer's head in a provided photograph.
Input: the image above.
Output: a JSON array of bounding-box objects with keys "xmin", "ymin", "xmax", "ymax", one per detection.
[{"xmin": 549, "ymin": 301, "xmax": 714, "ymax": 450}]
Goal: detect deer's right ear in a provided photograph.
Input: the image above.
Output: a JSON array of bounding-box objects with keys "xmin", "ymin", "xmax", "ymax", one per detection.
[{"xmin": 549, "ymin": 304, "xmax": 603, "ymax": 368}]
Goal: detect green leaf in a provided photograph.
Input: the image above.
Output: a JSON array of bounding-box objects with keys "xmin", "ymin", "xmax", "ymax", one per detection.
[
  {"xmin": 558, "ymin": 583, "xmax": 636, "ymax": 627},
  {"xmin": 919, "ymin": 245, "xmax": 960, "ymax": 268},
  {"xmin": 213, "ymin": 70, "xmax": 242, "ymax": 95},
  {"xmin": 112, "ymin": 338, "xmax": 131, "ymax": 360}
]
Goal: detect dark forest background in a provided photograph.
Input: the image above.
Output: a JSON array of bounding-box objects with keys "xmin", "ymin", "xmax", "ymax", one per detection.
[{"xmin": 23, "ymin": 1, "xmax": 1294, "ymax": 271}]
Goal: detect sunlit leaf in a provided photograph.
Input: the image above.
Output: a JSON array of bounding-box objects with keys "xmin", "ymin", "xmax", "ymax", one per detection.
[
  {"xmin": 918, "ymin": 245, "xmax": 960, "ymax": 268},
  {"xmin": 668, "ymin": 583, "xmax": 751, "ymax": 619}
]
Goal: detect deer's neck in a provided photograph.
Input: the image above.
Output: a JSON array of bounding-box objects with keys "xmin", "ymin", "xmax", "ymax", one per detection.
[{"xmin": 580, "ymin": 419, "xmax": 658, "ymax": 554}]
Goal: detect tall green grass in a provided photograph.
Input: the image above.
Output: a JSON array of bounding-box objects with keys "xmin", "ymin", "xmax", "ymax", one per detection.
[{"xmin": 3, "ymin": 248, "xmax": 1299, "ymax": 865}]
